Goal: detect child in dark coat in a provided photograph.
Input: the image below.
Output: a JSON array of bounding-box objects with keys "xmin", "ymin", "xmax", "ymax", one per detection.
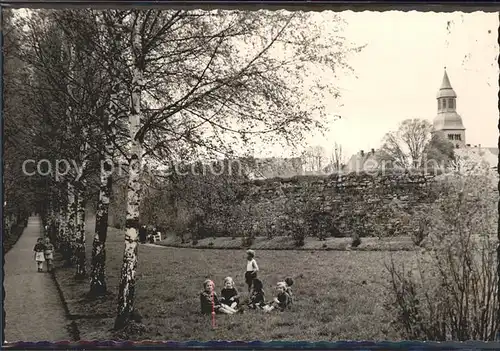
[
  {"xmin": 200, "ymin": 279, "xmax": 236, "ymax": 315},
  {"xmin": 263, "ymin": 282, "xmax": 291, "ymax": 312},
  {"xmin": 33, "ymin": 238, "xmax": 45, "ymax": 272},
  {"xmin": 247, "ymin": 278, "xmax": 265, "ymax": 310},
  {"xmin": 220, "ymin": 276, "xmax": 240, "ymax": 309}
]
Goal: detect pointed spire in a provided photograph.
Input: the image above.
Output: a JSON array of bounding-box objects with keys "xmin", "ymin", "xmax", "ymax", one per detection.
[
  {"xmin": 440, "ymin": 69, "xmax": 453, "ymax": 90},
  {"xmin": 436, "ymin": 68, "xmax": 457, "ymax": 98}
]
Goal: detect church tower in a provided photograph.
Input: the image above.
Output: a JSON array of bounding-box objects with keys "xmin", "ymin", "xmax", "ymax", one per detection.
[{"xmin": 432, "ymin": 69, "xmax": 466, "ymax": 148}]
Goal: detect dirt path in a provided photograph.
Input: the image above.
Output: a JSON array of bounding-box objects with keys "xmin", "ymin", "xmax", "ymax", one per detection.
[{"xmin": 4, "ymin": 216, "xmax": 72, "ymax": 342}]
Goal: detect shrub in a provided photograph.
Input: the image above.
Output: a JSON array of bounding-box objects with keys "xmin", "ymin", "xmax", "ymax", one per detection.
[
  {"xmin": 278, "ymin": 199, "xmax": 312, "ymax": 246},
  {"xmin": 241, "ymin": 235, "xmax": 254, "ymax": 248},
  {"xmin": 308, "ymin": 211, "xmax": 336, "ymax": 241},
  {"xmin": 292, "ymin": 226, "xmax": 306, "ymax": 247},
  {"xmin": 187, "ymin": 212, "xmax": 213, "ymax": 240},
  {"xmin": 385, "ymin": 169, "xmax": 498, "ymax": 341},
  {"xmin": 167, "ymin": 165, "xmax": 244, "ymax": 237},
  {"xmin": 350, "ymin": 232, "xmax": 361, "ymax": 248},
  {"xmin": 278, "ymin": 212, "xmax": 307, "ymax": 247},
  {"xmin": 410, "ymin": 211, "xmax": 431, "ymax": 247}
]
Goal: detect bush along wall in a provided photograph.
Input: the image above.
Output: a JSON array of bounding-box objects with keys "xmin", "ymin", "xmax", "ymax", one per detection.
[{"xmin": 167, "ymin": 170, "xmax": 445, "ymax": 240}]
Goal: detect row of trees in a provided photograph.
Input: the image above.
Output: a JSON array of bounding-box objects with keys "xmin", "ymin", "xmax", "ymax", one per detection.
[
  {"xmin": 301, "ymin": 143, "xmax": 346, "ymax": 173},
  {"xmin": 378, "ymin": 118, "xmax": 456, "ymax": 170},
  {"xmin": 4, "ymin": 8, "xmax": 363, "ymax": 330},
  {"xmin": 300, "ymin": 118, "xmax": 456, "ymax": 176}
]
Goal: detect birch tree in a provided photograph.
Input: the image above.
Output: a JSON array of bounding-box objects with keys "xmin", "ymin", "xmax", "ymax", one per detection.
[
  {"xmin": 3, "ymin": 9, "xmax": 38, "ymax": 227},
  {"xmin": 17, "ymin": 8, "xmax": 364, "ymax": 329},
  {"xmin": 19, "ymin": 10, "xmax": 113, "ymax": 271},
  {"xmin": 94, "ymin": 9, "xmax": 364, "ymax": 330},
  {"xmin": 33, "ymin": 9, "xmax": 130, "ymax": 294},
  {"xmin": 74, "ymin": 178, "xmax": 87, "ymax": 278},
  {"xmin": 114, "ymin": 10, "xmax": 148, "ymax": 330},
  {"xmin": 330, "ymin": 142, "xmax": 345, "ymax": 172}
]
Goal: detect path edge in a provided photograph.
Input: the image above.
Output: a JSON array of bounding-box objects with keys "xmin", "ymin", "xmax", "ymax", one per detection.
[{"xmin": 50, "ymin": 270, "xmax": 81, "ymax": 341}]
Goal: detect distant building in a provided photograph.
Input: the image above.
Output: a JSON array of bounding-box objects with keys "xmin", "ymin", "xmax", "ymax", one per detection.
[
  {"xmin": 344, "ymin": 148, "xmax": 380, "ymax": 173},
  {"xmin": 432, "ymin": 69, "xmax": 466, "ymax": 149},
  {"xmin": 432, "ymin": 68, "xmax": 497, "ymax": 168},
  {"xmin": 455, "ymin": 145, "xmax": 498, "ymax": 170}
]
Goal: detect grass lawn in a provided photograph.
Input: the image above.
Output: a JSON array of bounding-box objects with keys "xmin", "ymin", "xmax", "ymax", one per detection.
[{"xmin": 54, "ymin": 219, "xmax": 419, "ymax": 341}]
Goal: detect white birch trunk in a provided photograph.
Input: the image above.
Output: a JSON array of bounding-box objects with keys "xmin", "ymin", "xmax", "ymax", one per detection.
[
  {"xmin": 47, "ymin": 197, "xmax": 56, "ymax": 243},
  {"xmin": 74, "ymin": 129, "xmax": 89, "ymax": 277},
  {"xmin": 90, "ymin": 84, "xmax": 118, "ymax": 296},
  {"xmin": 59, "ymin": 39, "xmax": 76, "ymax": 265},
  {"xmin": 90, "ymin": 12, "xmax": 126, "ymax": 297},
  {"xmin": 75, "ymin": 181, "xmax": 87, "ymax": 278},
  {"xmin": 89, "ymin": 149, "xmax": 113, "ymax": 295},
  {"xmin": 115, "ymin": 23, "xmax": 144, "ymax": 329},
  {"xmin": 58, "ymin": 204, "xmax": 66, "ymax": 245},
  {"xmin": 66, "ymin": 182, "xmax": 77, "ymax": 266},
  {"xmin": 58, "ymin": 186, "xmax": 67, "ymax": 244}
]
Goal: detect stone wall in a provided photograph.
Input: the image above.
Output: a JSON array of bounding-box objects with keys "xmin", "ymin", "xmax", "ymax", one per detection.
[
  {"xmin": 198, "ymin": 171, "xmax": 443, "ymax": 238},
  {"xmin": 108, "ymin": 169, "xmax": 446, "ymax": 238}
]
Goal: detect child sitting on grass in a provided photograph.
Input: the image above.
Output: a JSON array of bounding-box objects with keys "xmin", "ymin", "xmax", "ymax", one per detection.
[
  {"xmin": 200, "ymin": 279, "xmax": 237, "ymax": 315},
  {"xmin": 220, "ymin": 276, "xmax": 240, "ymax": 309},
  {"xmin": 263, "ymin": 282, "xmax": 291, "ymax": 312},
  {"xmin": 247, "ymin": 278, "xmax": 266, "ymax": 310}
]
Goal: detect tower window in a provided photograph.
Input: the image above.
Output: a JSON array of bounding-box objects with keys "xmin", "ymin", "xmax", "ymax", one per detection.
[
  {"xmin": 448, "ymin": 134, "xmax": 453, "ymax": 140},
  {"xmin": 456, "ymin": 134, "xmax": 461, "ymax": 141},
  {"xmin": 449, "ymin": 99, "xmax": 455, "ymax": 109},
  {"xmin": 442, "ymin": 99, "xmax": 447, "ymax": 108}
]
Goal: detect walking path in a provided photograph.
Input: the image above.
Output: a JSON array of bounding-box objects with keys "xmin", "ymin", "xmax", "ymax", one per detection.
[{"xmin": 4, "ymin": 216, "xmax": 72, "ymax": 342}]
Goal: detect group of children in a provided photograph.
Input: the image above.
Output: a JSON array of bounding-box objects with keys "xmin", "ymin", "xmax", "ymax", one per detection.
[
  {"xmin": 200, "ymin": 249, "xmax": 294, "ymax": 315},
  {"xmin": 33, "ymin": 237, "xmax": 55, "ymax": 272}
]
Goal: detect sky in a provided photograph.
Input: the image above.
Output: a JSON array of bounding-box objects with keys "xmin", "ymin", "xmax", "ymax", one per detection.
[
  {"xmin": 13, "ymin": 9, "xmax": 498, "ymax": 162},
  {"xmin": 268, "ymin": 10, "xmax": 499, "ymax": 160}
]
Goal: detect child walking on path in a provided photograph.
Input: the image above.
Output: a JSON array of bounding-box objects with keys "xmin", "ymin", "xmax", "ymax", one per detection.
[
  {"xmin": 33, "ymin": 238, "xmax": 45, "ymax": 272},
  {"xmin": 44, "ymin": 238, "xmax": 55, "ymax": 272},
  {"xmin": 245, "ymin": 249, "xmax": 259, "ymax": 293}
]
